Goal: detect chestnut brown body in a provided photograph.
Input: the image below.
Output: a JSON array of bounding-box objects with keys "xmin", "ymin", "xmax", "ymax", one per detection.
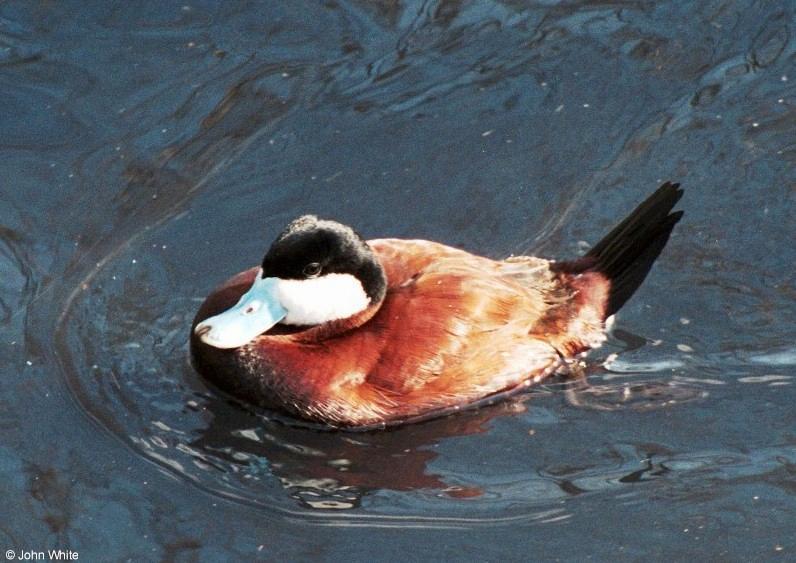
[{"xmin": 191, "ymin": 182, "xmax": 683, "ymax": 428}]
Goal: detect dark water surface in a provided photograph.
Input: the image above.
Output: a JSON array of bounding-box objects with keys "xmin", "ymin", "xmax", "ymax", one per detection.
[{"xmin": 1, "ymin": 1, "xmax": 794, "ymax": 560}]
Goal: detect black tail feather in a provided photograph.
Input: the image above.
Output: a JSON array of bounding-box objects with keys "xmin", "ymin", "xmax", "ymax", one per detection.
[{"xmin": 585, "ymin": 182, "xmax": 683, "ymax": 316}]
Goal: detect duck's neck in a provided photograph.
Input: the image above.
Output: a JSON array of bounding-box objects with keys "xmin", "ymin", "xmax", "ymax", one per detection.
[{"xmin": 291, "ymin": 299, "xmax": 384, "ymax": 343}]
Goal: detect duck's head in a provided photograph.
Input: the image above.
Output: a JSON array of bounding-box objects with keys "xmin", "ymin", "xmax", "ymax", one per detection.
[{"xmin": 194, "ymin": 215, "xmax": 387, "ymax": 349}]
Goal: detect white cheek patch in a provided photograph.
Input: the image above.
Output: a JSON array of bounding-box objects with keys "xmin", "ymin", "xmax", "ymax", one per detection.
[{"xmin": 277, "ymin": 273, "xmax": 371, "ymax": 325}]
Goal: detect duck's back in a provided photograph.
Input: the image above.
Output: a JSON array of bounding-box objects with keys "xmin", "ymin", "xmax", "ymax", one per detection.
[{"xmin": 357, "ymin": 240, "xmax": 605, "ymax": 415}]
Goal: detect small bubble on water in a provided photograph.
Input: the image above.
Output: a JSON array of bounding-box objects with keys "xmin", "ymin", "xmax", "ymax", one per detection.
[
  {"xmin": 680, "ymin": 317, "xmax": 690, "ymax": 325},
  {"xmin": 481, "ymin": 130, "xmax": 494, "ymax": 137}
]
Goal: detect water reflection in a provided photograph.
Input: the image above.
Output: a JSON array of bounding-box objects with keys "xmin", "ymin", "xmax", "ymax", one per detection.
[
  {"xmin": 191, "ymin": 374, "xmax": 715, "ymax": 509},
  {"xmin": 191, "ymin": 395, "xmax": 513, "ymax": 509}
]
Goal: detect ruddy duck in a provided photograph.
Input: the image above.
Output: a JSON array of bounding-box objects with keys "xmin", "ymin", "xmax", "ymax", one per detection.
[{"xmin": 191, "ymin": 182, "xmax": 683, "ymax": 428}]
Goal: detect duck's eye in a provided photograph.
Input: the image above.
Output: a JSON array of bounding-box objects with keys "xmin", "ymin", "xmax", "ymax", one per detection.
[{"xmin": 303, "ymin": 262, "xmax": 322, "ymax": 278}]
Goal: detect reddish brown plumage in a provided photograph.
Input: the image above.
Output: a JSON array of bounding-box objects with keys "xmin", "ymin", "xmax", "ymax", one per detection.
[
  {"xmin": 191, "ymin": 239, "xmax": 610, "ymax": 427},
  {"xmin": 191, "ymin": 182, "xmax": 682, "ymax": 428}
]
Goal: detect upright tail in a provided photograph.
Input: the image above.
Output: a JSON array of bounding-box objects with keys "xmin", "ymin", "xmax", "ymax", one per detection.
[{"xmin": 561, "ymin": 182, "xmax": 684, "ymax": 317}]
